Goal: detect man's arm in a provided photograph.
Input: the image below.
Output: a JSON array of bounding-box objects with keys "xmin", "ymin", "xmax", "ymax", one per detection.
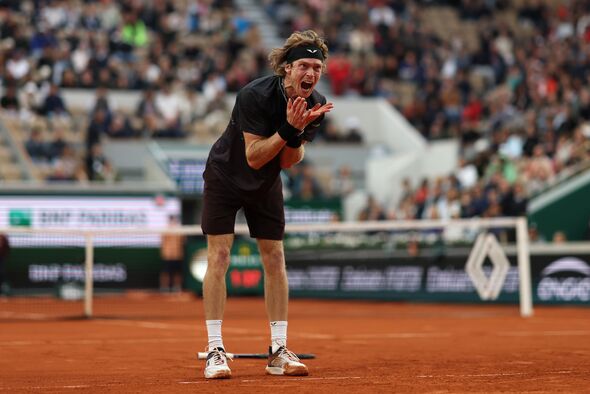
[
  {"xmin": 243, "ymin": 97, "xmax": 308, "ymax": 170},
  {"xmin": 243, "ymin": 132, "xmax": 287, "ymax": 170},
  {"xmin": 279, "ymin": 141, "xmax": 305, "ymax": 169},
  {"xmin": 243, "ymin": 97, "xmax": 333, "ymax": 170}
]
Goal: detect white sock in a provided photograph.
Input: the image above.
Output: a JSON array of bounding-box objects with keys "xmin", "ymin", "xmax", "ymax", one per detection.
[
  {"xmin": 270, "ymin": 321, "xmax": 288, "ymax": 353},
  {"xmin": 206, "ymin": 320, "xmax": 224, "ymax": 350}
]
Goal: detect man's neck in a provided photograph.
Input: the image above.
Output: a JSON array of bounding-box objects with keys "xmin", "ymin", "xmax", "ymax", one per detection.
[{"xmin": 282, "ymin": 76, "xmax": 296, "ymax": 99}]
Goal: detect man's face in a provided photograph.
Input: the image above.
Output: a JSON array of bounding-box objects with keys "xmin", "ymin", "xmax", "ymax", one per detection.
[{"xmin": 285, "ymin": 58, "xmax": 323, "ymax": 98}]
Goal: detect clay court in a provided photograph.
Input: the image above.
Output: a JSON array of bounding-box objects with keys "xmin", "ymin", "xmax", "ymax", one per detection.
[{"xmin": 1, "ymin": 294, "xmax": 589, "ymax": 393}]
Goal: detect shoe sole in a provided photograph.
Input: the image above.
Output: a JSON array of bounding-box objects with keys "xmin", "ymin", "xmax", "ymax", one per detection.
[
  {"xmin": 265, "ymin": 365, "xmax": 309, "ymax": 376},
  {"xmin": 205, "ymin": 369, "xmax": 231, "ymax": 379}
]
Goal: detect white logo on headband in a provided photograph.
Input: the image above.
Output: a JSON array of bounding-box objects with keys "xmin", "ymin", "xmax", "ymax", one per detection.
[{"xmin": 307, "ymin": 49, "xmax": 318, "ymax": 53}]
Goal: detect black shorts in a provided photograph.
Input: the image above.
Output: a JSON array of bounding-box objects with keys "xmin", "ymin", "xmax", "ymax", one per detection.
[
  {"xmin": 201, "ymin": 168, "xmax": 285, "ymax": 240},
  {"xmin": 163, "ymin": 259, "xmax": 182, "ymax": 274}
]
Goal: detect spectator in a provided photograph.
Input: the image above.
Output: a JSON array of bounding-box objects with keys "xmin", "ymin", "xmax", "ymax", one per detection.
[
  {"xmin": 47, "ymin": 129, "xmax": 68, "ymax": 161},
  {"xmin": 107, "ymin": 113, "xmax": 138, "ymax": 139},
  {"xmin": 46, "ymin": 145, "xmax": 87, "ymax": 183},
  {"xmin": 86, "ymin": 109, "xmax": 109, "ymax": 150},
  {"xmin": 154, "ymin": 80, "xmax": 184, "ymax": 138},
  {"xmin": 5, "ymin": 49, "xmax": 30, "ymax": 82},
  {"xmin": 455, "ymin": 158, "xmax": 478, "ymax": 190},
  {"xmin": 413, "ymin": 178, "xmax": 430, "ymax": 218},
  {"xmin": 89, "ymin": 85, "xmax": 114, "ymax": 126},
  {"xmin": 289, "ymin": 162, "xmax": 324, "ymax": 200},
  {"xmin": 330, "ymin": 165, "xmax": 355, "ymax": 197},
  {"xmin": 358, "ymin": 195, "xmax": 386, "ymax": 221},
  {"xmin": 0, "ymin": 84, "xmax": 20, "ymax": 114},
  {"xmin": 40, "ymin": 84, "xmax": 68, "ymax": 118},
  {"xmin": 136, "ymin": 87, "xmax": 162, "ymax": 137},
  {"xmin": 86, "ymin": 143, "xmax": 117, "ymax": 182},
  {"xmin": 159, "ymin": 215, "xmax": 185, "ymax": 293},
  {"xmin": 553, "ymin": 231, "xmax": 567, "ymax": 244},
  {"xmin": 340, "ymin": 116, "xmax": 364, "ymax": 143},
  {"xmin": 119, "ymin": 9, "xmax": 149, "ymax": 49},
  {"xmin": 25, "ymin": 127, "xmax": 48, "ymax": 163}
]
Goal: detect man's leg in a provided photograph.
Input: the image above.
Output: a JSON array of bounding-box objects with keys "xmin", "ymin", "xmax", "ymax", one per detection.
[
  {"xmin": 159, "ymin": 264, "xmax": 170, "ymax": 292},
  {"xmin": 203, "ymin": 234, "xmax": 233, "ymax": 379},
  {"xmin": 257, "ymin": 239, "xmax": 308, "ymax": 376},
  {"xmin": 257, "ymin": 239, "xmax": 288, "ymax": 322}
]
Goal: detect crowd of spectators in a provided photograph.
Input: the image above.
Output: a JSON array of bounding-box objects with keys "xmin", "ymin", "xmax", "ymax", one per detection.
[
  {"xmin": 0, "ymin": 0, "xmax": 363, "ymax": 184},
  {"xmin": 264, "ymin": 0, "xmax": 590, "ymax": 219},
  {"xmin": 2, "ymin": 0, "xmax": 590, "ymax": 222},
  {"xmin": 0, "ymin": 0, "xmax": 268, "ymax": 182},
  {"xmin": 0, "ymin": 0, "xmax": 265, "ymax": 92}
]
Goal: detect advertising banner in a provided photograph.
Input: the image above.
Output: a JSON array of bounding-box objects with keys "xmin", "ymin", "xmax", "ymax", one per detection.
[
  {"xmin": 0, "ymin": 195, "xmax": 180, "ymax": 246},
  {"xmin": 185, "ymin": 236, "xmax": 263, "ymax": 296},
  {"xmin": 534, "ymin": 255, "xmax": 590, "ymax": 303},
  {"xmin": 284, "ymin": 251, "xmax": 590, "ymax": 305},
  {"xmin": 5, "ymin": 247, "xmax": 162, "ymax": 291}
]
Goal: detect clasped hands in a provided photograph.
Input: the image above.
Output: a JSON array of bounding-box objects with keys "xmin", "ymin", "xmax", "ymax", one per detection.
[{"xmin": 286, "ymin": 97, "xmax": 334, "ymax": 136}]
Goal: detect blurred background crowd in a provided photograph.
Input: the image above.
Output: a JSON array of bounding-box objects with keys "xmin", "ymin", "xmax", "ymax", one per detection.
[{"xmin": 0, "ymin": 0, "xmax": 589, "ymax": 237}]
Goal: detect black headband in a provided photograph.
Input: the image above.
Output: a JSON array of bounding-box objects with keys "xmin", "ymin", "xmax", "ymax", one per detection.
[{"xmin": 285, "ymin": 45, "xmax": 324, "ymax": 63}]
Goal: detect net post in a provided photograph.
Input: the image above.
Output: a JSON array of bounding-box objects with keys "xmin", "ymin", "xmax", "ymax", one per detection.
[
  {"xmin": 516, "ymin": 217, "xmax": 533, "ymax": 317},
  {"xmin": 84, "ymin": 233, "xmax": 94, "ymax": 318}
]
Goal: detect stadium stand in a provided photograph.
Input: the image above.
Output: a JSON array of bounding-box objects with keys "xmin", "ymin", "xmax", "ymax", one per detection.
[
  {"xmin": 262, "ymin": 0, "xmax": 590, "ymax": 223},
  {"xmin": 0, "ymin": 0, "xmax": 589, "ymax": 226}
]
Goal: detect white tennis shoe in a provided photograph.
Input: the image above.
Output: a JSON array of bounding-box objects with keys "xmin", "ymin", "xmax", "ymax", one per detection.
[
  {"xmin": 265, "ymin": 345, "xmax": 309, "ymax": 376},
  {"xmin": 204, "ymin": 347, "xmax": 232, "ymax": 379}
]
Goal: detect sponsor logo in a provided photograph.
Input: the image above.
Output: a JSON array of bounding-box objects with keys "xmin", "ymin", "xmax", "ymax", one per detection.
[
  {"xmin": 28, "ymin": 263, "xmax": 127, "ymax": 283},
  {"xmin": 288, "ymin": 266, "xmax": 340, "ymax": 291},
  {"xmin": 9, "ymin": 209, "xmax": 32, "ymax": 227},
  {"xmin": 538, "ymin": 258, "xmax": 590, "ymax": 302},
  {"xmin": 426, "ymin": 266, "xmax": 519, "ymax": 293},
  {"xmin": 307, "ymin": 49, "xmax": 318, "ymax": 53}
]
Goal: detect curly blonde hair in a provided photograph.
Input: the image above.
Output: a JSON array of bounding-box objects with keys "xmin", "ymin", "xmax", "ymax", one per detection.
[{"xmin": 268, "ymin": 30, "xmax": 329, "ymax": 77}]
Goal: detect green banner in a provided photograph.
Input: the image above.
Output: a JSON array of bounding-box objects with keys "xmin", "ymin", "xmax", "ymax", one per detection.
[
  {"xmin": 5, "ymin": 247, "xmax": 162, "ymax": 291},
  {"xmin": 184, "ymin": 236, "xmax": 264, "ymax": 295}
]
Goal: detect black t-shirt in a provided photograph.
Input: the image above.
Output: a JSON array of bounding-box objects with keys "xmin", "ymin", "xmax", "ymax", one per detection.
[{"xmin": 206, "ymin": 74, "xmax": 326, "ymax": 193}]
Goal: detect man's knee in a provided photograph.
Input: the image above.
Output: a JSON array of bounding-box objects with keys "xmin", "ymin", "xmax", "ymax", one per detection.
[
  {"xmin": 261, "ymin": 249, "xmax": 286, "ymax": 277},
  {"xmin": 207, "ymin": 247, "xmax": 231, "ymax": 277}
]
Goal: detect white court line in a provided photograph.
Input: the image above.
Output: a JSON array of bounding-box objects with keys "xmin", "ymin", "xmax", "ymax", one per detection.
[
  {"xmin": 61, "ymin": 385, "xmax": 91, "ymax": 389},
  {"xmin": 242, "ymin": 376, "xmax": 361, "ymax": 382},
  {"xmin": 95, "ymin": 320, "xmax": 197, "ymax": 330},
  {"xmin": 0, "ymin": 336, "xmax": 276, "ymax": 347},
  {"xmin": 0, "ymin": 384, "xmax": 104, "ymax": 391},
  {"xmin": 351, "ymin": 332, "xmax": 451, "ymax": 339},
  {"xmin": 417, "ymin": 370, "xmax": 573, "ymax": 379},
  {"xmin": 0, "ymin": 337, "xmax": 192, "ymax": 347},
  {"xmin": 177, "ymin": 377, "xmax": 361, "ymax": 384},
  {"xmin": 291, "ymin": 332, "xmax": 451, "ymax": 340},
  {"xmin": 291, "ymin": 332, "xmax": 334, "ymax": 339},
  {"xmin": 498, "ymin": 330, "xmax": 590, "ymax": 337},
  {"xmin": 95, "ymin": 319, "xmax": 256, "ymax": 335},
  {"xmin": 95, "ymin": 321, "xmax": 452, "ymax": 342},
  {"xmin": 0, "ymin": 311, "xmax": 49, "ymax": 320}
]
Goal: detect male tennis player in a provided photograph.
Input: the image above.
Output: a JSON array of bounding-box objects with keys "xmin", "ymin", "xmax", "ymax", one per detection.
[{"xmin": 200, "ymin": 30, "xmax": 333, "ymax": 379}]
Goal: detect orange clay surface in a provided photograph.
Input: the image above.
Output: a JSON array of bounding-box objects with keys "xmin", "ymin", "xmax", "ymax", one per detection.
[{"xmin": 1, "ymin": 293, "xmax": 589, "ymax": 393}]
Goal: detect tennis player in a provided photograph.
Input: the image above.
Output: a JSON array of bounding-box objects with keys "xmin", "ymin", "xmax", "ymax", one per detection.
[{"xmin": 200, "ymin": 30, "xmax": 333, "ymax": 379}]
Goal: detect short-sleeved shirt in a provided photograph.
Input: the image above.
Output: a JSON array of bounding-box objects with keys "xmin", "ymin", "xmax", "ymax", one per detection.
[{"xmin": 206, "ymin": 74, "xmax": 326, "ymax": 194}]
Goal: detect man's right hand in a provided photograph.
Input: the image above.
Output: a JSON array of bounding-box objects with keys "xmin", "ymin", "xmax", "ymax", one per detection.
[
  {"xmin": 286, "ymin": 97, "xmax": 310, "ymax": 131},
  {"xmin": 287, "ymin": 97, "xmax": 333, "ymax": 133}
]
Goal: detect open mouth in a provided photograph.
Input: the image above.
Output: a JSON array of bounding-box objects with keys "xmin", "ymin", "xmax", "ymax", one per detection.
[{"xmin": 301, "ymin": 81, "xmax": 313, "ymax": 90}]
